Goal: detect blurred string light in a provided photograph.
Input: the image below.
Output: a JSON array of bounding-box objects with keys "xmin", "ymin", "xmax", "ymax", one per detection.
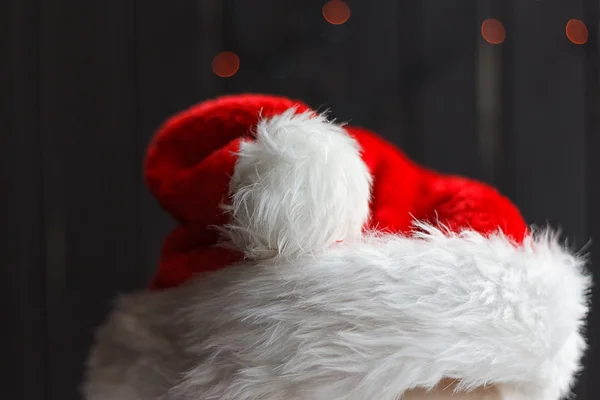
[
  {"xmin": 566, "ymin": 19, "xmax": 588, "ymax": 45},
  {"xmin": 212, "ymin": 51, "xmax": 240, "ymax": 78},
  {"xmin": 322, "ymin": 0, "xmax": 350, "ymax": 25},
  {"xmin": 481, "ymin": 18, "xmax": 506, "ymax": 45}
]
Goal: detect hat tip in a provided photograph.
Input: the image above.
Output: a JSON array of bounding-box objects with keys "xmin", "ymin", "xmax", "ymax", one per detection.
[{"xmin": 223, "ymin": 107, "xmax": 372, "ymax": 259}]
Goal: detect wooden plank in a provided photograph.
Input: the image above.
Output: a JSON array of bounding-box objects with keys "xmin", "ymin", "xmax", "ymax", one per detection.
[
  {"xmin": 395, "ymin": 0, "xmax": 422, "ymax": 159},
  {"xmin": 476, "ymin": 0, "xmax": 505, "ymax": 186},
  {"xmin": 0, "ymin": 1, "xmax": 47, "ymax": 398},
  {"xmin": 582, "ymin": 0, "xmax": 600, "ymax": 398},
  {"xmin": 38, "ymin": 0, "xmax": 139, "ymax": 398},
  {"xmin": 501, "ymin": 0, "xmax": 587, "ymax": 243},
  {"xmin": 343, "ymin": 0, "xmax": 403, "ymax": 145},
  {"xmin": 135, "ymin": 0, "xmax": 224, "ymax": 271},
  {"xmin": 411, "ymin": 0, "xmax": 482, "ymax": 179}
]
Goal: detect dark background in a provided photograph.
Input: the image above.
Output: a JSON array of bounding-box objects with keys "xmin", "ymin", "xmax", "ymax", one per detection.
[{"xmin": 1, "ymin": 0, "xmax": 598, "ymax": 399}]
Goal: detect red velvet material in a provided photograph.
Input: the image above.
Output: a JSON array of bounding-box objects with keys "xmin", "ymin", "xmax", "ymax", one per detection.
[{"xmin": 145, "ymin": 94, "xmax": 527, "ymax": 290}]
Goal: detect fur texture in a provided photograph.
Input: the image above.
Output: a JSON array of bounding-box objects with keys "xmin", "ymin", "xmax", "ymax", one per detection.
[
  {"xmin": 224, "ymin": 108, "xmax": 372, "ymax": 259},
  {"xmin": 83, "ymin": 224, "xmax": 589, "ymax": 400}
]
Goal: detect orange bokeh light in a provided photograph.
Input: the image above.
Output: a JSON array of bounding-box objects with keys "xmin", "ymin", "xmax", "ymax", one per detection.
[
  {"xmin": 212, "ymin": 51, "xmax": 240, "ymax": 78},
  {"xmin": 322, "ymin": 0, "xmax": 350, "ymax": 25},
  {"xmin": 566, "ymin": 19, "xmax": 588, "ymax": 45},
  {"xmin": 481, "ymin": 18, "xmax": 506, "ymax": 44}
]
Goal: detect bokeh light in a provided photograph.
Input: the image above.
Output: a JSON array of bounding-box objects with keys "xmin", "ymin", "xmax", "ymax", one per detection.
[
  {"xmin": 566, "ymin": 19, "xmax": 588, "ymax": 45},
  {"xmin": 481, "ymin": 18, "xmax": 506, "ymax": 45},
  {"xmin": 322, "ymin": 0, "xmax": 350, "ymax": 25},
  {"xmin": 212, "ymin": 51, "xmax": 240, "ymax": 78}
]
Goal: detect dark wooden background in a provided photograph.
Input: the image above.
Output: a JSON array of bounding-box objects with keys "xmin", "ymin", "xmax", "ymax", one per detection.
[{"xmin": 1, "ymin": 0, "xmax": 598, "ymax": 399}]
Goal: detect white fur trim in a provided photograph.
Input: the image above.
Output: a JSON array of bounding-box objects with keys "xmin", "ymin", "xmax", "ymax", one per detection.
[
  {"xmin": 83, "ymin": 225, "xmax": 590, "ymax": 400},
  {"xmin": 223, "ymin": 108, "xmax": 372, "ymax": 260}
]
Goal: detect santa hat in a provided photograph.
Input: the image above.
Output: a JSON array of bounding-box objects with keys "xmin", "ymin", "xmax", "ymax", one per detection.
[
  {"xmin": 144, "ymin": 94, "xmax": 531, "ymax": 290},
  {"xmin": 86, "ymin": 94, "xmax": 590, "ymax": 400}
]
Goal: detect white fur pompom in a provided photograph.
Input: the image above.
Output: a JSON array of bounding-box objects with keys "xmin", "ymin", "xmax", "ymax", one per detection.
[{"xmin": 224, "ymin": 108, "xmax": 372, "ymax": 260}]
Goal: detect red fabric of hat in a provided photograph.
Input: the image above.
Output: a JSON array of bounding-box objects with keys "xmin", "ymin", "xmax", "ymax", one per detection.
[{"xmin": 145, "ymin": 93, "xmax": 527, "ymax": 290}]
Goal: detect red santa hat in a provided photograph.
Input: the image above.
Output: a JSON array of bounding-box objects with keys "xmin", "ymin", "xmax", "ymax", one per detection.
[{"xmin": 85, "ymin": 93, "xmax": 590, "ymax": 400}]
